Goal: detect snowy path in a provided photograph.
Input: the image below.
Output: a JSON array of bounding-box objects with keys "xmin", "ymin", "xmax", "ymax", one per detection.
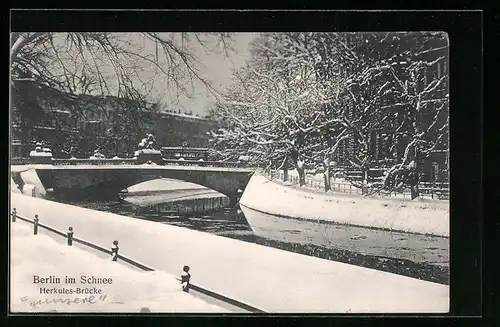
[{"xmin": 10, "ymin": 193, "xmax": 449, "ymax": 313}]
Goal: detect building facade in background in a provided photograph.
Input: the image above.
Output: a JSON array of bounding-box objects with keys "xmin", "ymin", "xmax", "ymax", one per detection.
[{"xmin": 11, "ymin": 91, "xmax": 217, "ymax": 159}]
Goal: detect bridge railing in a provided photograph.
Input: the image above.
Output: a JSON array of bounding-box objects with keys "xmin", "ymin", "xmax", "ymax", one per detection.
[
  {"xmin": 51, "ymin": 158, "xmax": 137, "ymax": 165},
  {"xmin": 161, "ymin": 159, "xmax": 249, "ymax": 168},
  {"xmin": 11, "ymin": 157, "xmax": 32, "ymax": 165},
  {"xmin": 14, "ymin": 157, "xmax": 252, "ymax": 169}
]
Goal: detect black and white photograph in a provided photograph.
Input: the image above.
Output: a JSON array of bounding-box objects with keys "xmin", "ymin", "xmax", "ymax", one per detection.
[{"xmin": 9, "ymin": 26, "xmax": 451, "ymax": 313}]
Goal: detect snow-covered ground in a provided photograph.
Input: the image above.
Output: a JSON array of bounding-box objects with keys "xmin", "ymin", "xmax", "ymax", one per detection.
[
  {"xmin": 240, "ymin": 173, "xmax": 449, "ymax": 237},
  {"xmin": 10, "ymin": 222, "xmax": 229, "ymax": 313},
  {"xmin": 11, "ymin": 193, "xmax": 449, "ymax": 313}
]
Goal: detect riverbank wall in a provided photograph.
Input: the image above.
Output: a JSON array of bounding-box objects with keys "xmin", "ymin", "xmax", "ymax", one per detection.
[
  {"xmin": 10, "ymin": 192, "xmax": 448, "ymax": 313},
  {"xmin": 239, "ymin": 173, "xmax": 449, "ymax": 237}
]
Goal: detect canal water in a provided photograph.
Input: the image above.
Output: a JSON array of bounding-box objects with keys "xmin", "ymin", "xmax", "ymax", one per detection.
[{"xmin": 48, "ymin": 193, "xmax": 449, "ymax": 285}]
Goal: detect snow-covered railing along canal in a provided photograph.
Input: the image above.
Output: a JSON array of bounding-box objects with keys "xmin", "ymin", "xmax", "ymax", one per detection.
[
  {"xmin": 272, "ymin": 170, "xmax": 450, "ymax": 200},
  {"xmin": 10, "ymin": 207, "xmax": 265, "ymax": 313}
]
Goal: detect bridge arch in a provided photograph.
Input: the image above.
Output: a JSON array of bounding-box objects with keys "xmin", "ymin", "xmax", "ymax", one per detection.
[{"xmin": 34, "ymin": 165, "xmax": 255, "ymax": 204}]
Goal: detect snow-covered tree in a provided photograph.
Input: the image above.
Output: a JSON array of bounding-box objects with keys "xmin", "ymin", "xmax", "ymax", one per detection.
[
  {"xmin": 327, "ymin": 32, "xmax": 449, "ymax": 198},
  {"xmin": 210, "ymin": 33, "xmax": 343, "ymax": 186},
  {"xmin": 210, "ymin": 32, "xmax": 449, "ymax": 199}
]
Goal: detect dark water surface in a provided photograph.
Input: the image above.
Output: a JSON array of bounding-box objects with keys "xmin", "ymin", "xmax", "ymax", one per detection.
[{"xmin": 50, "ymin": 194, "xmax": 449, "ymax": 285}]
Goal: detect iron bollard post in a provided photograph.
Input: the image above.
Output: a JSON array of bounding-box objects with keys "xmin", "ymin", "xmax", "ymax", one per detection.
[
  {"xmin": 111, "ymin": 240, "xmax": 119, "ymax": 261},
  {"xmin": 67, "ymin": 227, "xmax": 74, "ymax": 246},
  {"xmin": 11, "ymin": 208, "xmax": 17, "ymax": 222},
  {"xmin": 33, "ymin": 215, "xmax": 39, "ymax": 235},
  {"xmin": 181, "ymin": 265, "xmax": 191, "ymax": 292}
]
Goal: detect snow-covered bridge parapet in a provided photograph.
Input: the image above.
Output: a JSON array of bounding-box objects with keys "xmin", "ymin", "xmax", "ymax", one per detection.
[
  {"xmin": 32, "ymin": 165, "xmax": 256, "ymax": 202},
  {"xmin": 49, "ymin": 158, "xmax": 249, "ymax": 169}
]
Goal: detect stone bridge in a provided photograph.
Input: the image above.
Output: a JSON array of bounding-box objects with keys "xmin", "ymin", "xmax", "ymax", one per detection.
[{"xmin": 20, "ymin": 164, "xmax": 256, "ymax": 203}]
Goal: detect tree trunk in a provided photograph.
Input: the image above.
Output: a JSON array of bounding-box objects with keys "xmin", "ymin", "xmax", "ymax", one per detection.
[
  {"xmin": 297, "ymin": 161, "xmax": 306, "ymax": 187},
  {"xmin": 323, "ymin": 159, "xmax": 331, "ymax": 192},
  {"xmin": 362, "ymin": 169, "xmax": 369, "ymax": 195},
  {"xmin": 290, "ymin": 147, "xmax": 305, "ymax": 186},
  {"xmin": 298, "ymin": 167, "xmax": 306, "ymax": 186},
  {"xmin": 283, "ymin": 158, "xmax": 289, "ymax": 182},
  {"xmin": 410, "ymin": 185, "xmax": 419, "ymax": 200},
  {"xmin": 409, "ymin": 165, "xmax": 420, "ymax": 200}
]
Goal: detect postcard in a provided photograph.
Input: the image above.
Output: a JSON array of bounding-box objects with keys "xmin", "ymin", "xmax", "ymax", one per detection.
[{"xmin": 10, "ymin": 25, "xmax": 450, "ymax": 314}]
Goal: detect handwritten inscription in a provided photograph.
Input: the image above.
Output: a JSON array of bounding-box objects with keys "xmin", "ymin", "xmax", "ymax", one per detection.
[{"xmin": 20, "ymin": 295, "xmax": 107, "ymax": 309}]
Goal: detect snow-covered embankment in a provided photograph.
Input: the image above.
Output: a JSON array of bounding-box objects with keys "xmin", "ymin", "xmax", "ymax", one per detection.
[
  {"xmin": 239, "ymin": 173, "xmax": 449, "ymax": 237},
  {"xmin": 10, "ymin": 222, "xmax": 228, "ymax": 313}
]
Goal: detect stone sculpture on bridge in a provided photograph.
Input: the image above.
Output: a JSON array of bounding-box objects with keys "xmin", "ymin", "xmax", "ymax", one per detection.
[
  {"xmin": 138, "ymin": 134, "xmax": 158, "ymax": 150},
  {"xmin": 90, "ymin": 149, "xmax": 106, "ymax": 159},
  {"xmin": 135, "ymin": 133, "xmax": 163, "ymax": 165},
  {"xmin": 29, "ymin": 142, "xmax": 53, "ymax": 164}
]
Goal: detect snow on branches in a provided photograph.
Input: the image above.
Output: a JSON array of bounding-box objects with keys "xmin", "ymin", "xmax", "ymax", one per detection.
[
  {"xmin": 209, "ymin": 32, "xmax": 449, "ymax": 198},
  {"xmin": 10, "ymin": 32, "xmax": 234, "ymax": 119}
]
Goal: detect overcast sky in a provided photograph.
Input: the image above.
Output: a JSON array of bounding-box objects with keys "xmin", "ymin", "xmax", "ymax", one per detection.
[
  {"xmin": 146, "ymin": 33, "xmax": 257, "ymax": 116},
  {"xmin": 44, "ymin": 32, "xmax": 256, "ymax": 117}
]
